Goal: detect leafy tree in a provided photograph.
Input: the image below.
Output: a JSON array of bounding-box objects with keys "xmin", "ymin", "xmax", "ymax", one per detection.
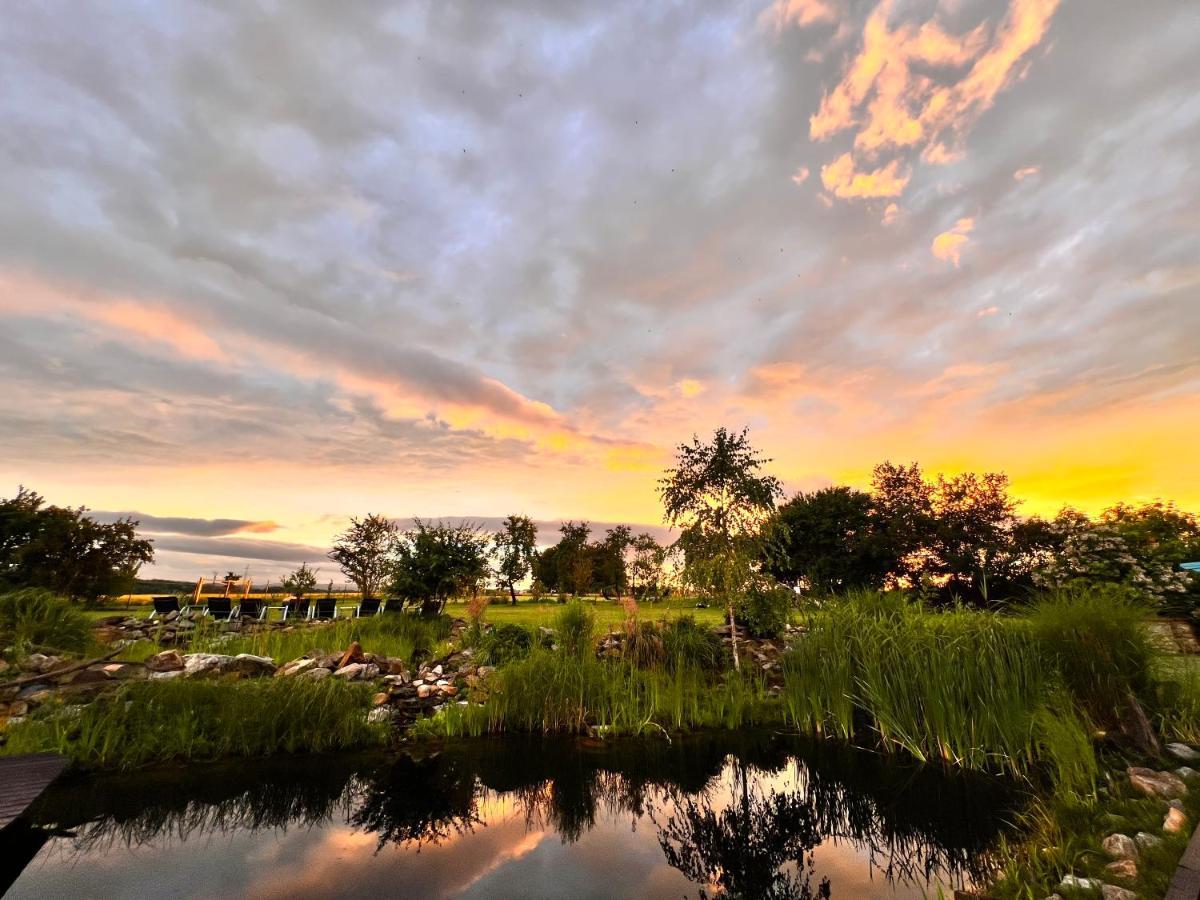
[
  {"xmin": 281, "ymin": 562, "xmax": 319, "ymax": 599},
  {"xmin": 556, "ymin": 521, "xmax": 593, "ymax": 596},
  {"xmin": 869, "ymin": 462, "xmax": 937, "ymax": 587},
  {"xmin": 765, "ymin": 486, "xmax": 889, "ymax": 594},
  {"xmin": 0, "ymin": 487, "xmax": 154, "ymax": 603},
  {"xmin": 492, "ymin": 514, "xmax": 538, "ymax": 605},
  {"xmin": 629, "ymin": 532, "xmax": 667, "ymax": 600},
  {"xmin": 660, "ymin": 427, "xmax": 782, "ymax": 669},
  {"xmin": 532, "ymin": 543, "xmax": 561, "ymax": 593},
  {"xmin": 391, "ymin": 519, "xmax": 491, "ymax": 615},
  {"xmin": 928, "ymin": 471, "xmax": 1019, "ymax": 601},
  {"xmin": 328, "ymin": 513, "xmax": 397, "ymax": 600},
  {"xmin": 595, "ymin": 525, "xmax": 632, "ymax": 598}
]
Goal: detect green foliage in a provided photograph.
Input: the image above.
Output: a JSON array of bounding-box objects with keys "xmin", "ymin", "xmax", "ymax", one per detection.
[
  {"xmin": 327, "ymin": 513, "xmax": 397, "ymax": 600},
  {"xmin": 658, "ymin": 616, "xmax": 723, "ymax": 672},
  {"xmin": 553, "ymin": 600, "xmax": 596, "ymax": 658},
  {"xmin": 1023, "ymin": 584, "xmax": 1155, "ymax": 723},
  {"xmin": 390, "ymin": 519, "xmax": 491, "ymax": 615},
  {"xmin": 734, "ymin": 579, "xmax": 792, "ymax": 637},
  {"xmin": 0, "ymin": 487, "xmax": 154, "ymax": 602},
  {"xmin": 0, "ymin": 588, "xmax": 91, "ymax": 657},
  {"xmin": 492, "ymin": 514, "xmax": 538, "ymax": 603},
  {"xmin": 473, "ymin": 623, "xmax": 536, "ymax": 666},
  {"xmin": 280, "ymin": 561, "xmax": 319, "ymax": 599},
  {"xmin": 766, "ymin": 486, "xmax": 889, "ymax": 592},
  {"xmin": 3, "ymin": 678, "xmax": 387, "ymax": 769}
]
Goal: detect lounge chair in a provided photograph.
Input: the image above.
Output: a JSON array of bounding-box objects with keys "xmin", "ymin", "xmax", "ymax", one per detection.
[
  {"xmin": 281, "ymin": 597, "xmax": 310, "ymax": 620},
  {"xmin": 149, "ymin": 596, "xmax": 185, "ymax": 620},
  {"xmin": 238, "ymin": 597, "xmax": 267, "ymax": 621},
  {"xmin": 199, "ymin": 597, "xmax": 235, "ymax": 620},
  {"xmin": 309, "ymin": 597, "xmax": 338, "ymax": 620},
  {"xmin": 354, "ymin": 597, "xmax": 384, "ymax": 617}
]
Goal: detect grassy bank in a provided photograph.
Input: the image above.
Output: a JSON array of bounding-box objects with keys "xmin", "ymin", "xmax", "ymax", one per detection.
[{"xmin": 3, "ymin": 678, "xmax": 388, "ymax": 770}]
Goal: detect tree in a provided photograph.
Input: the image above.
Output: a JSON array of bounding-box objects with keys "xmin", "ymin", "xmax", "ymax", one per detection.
[
  {"xmin": 0, "ymin": 487, "xmax": 154, "ymax": 602},
  {"xmin": 557, "ymin": 521, "xmax": 593, "ymax": 596},
  {"xmin": 492, "ymin": 514, "xmax": 538, "ymax": 605},
  {"xmin": 281, "ymin": 562, "xmax": 319, "ymax": 599},
  {"xmin": 660, "ymin": 427, "xmax": 782, "ymax": 669},
  {"xmin": 532, "ymin": 543, "xmax": 561, "ymax": 593},
  {"xmin": 595, "ymin": 525, "xmax": 632, "ymax": 598},
  {"xmin": 629, "ymin": 532, "xmax": 667, "ymax": 600},
  {"xmin": 328, "ymin": 513, "xmax": 397, "ymax": 600},
  {"xmin": 928, "ymin": 471, "xmax": 1019, "ymax": 601},
  {"xmin": 391, "ymin": 519, "xmax": 491, "ymax": 615},
  {"xmin": 869, "ymin": 462, "xmax": 936, "ymax": 588},
  {"xmin": 765, "ymin": 486, "xmax": 888, "ymax": 594}
]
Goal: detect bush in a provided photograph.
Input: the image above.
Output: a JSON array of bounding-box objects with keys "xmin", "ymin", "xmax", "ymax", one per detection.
[
  {"xmin": 476, "ymin": 623, "xmax": 535, "ymax": 666},
  {"xmin": 554, "ymin": 601, "xmax": 596, "ymax": 658},
  {"xmin": 735, "ymin": 581, "xmax": 792, "ymax": 637},
  {"xmin": 660, "ymin": 616, "xmax": 723, "ymax": 672},
  {"xmin": 0, "ymin": 588, "xmax": 91, "ymax": 658}
]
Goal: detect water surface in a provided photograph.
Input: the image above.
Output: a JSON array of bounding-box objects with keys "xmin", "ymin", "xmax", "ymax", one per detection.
[{"xmin": 4, "ymin": 733, "xmax": 1018, "ymax": 899}]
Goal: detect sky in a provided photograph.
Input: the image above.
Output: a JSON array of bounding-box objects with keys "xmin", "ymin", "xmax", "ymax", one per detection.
[{"xmin": 1, "ymin": 0, "xmax": 1198, "ymax": 582}]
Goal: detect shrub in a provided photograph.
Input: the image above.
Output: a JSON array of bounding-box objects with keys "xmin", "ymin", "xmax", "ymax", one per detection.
[
  {"xmin": 0, "ymin": 588, "xmax": 91, "ymax": 658},
  {"xmin": 476, "ymin": 623, "xmax": 535, "ymax": 666},
  {"xmin": 660, "ymin": 616, "xmax": 723, "ymax": 672},
  {"xmin": 554, "ymin": 601, "xmax": 596, "ymax": 658},
  {"xmin": 735, "ymin": 581, "xmax": 792, "ymax": 637}
]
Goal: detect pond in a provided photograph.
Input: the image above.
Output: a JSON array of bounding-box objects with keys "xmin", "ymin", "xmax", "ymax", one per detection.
[{"xmin": 2, "ymin": 733, "xmax": 1020, "ymax": 899}]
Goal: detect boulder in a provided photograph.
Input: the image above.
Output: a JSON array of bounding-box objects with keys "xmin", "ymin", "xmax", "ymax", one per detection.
[
  {"xmin": 182, "ymin": 653, "xmax": 232, "ymax": 677},
  {"xmin": 1164, "ymin": 807, "xmax": 1188, "ymax": 834},
  {"xmin": 1100, "ymin": 886, "xmax": 1136, "ymax": 900},
  {"xmin": 145, "ymin": 650, "xmax": 184, "ymax": 672},
  {"xmin": 1101, "ymin": 834, "xmax": 1137, "ymax": 860},
  {"xmin": 229, "ymin": 654, "xmax": 276, "ymax": 677},
  {"xmin": 101, "ymin": 663, "xmax": 128, "ymax": 678},
  {"xmin": 1103, "ymin": 859, "xmax": 1137, "ymax": 880},
  {"xmin": 63, "ymin": 667, "xmax": 111, "ymax": 685},
  {"xmin": 417, "ymin": 683, "xmax": 433, "ymax": 699},
  {"xmin": 277, "ymin": 658, "xmax": 319, "ymax": 678},
  {"xmin": 1134, "ymin": 831, "xmax": 1161, "ymax": 849},
  {"xmin": 334, "ymin": 663, "xmax": 378, "ymax": 680},
  {"xmin": 1167, "ymin": 743, "xmax": 1200, "ymax": 763},
  {"xmin": 300, "ymin": 667, "xmax": 332, "ymax": 680},
  {"xmin": 150, "ymin": 670, "xmax": 184, "ymax": 681},
  {"xmin": 337, "ymin": 641, "xmax": 365, "ymax": 670},
  {"xmin": 1057, "ymin": 875, "xmax": 1098, "ymax": 893},
  {"xmin": 1177, "ymin": 766, "xmax": 1199, "ymax": 781},
  {"xmin": 1127, "ymin": 766, "xmax": 1188, "ymax": 800},
  {"xmin": 366, "ymin": 707, "xmax": 394, "ymax": 725}
]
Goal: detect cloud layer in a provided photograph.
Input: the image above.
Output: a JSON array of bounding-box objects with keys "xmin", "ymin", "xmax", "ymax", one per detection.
[{"xmin": 1, "ymin": 0, "xmax": 1197, "ymax": 579}]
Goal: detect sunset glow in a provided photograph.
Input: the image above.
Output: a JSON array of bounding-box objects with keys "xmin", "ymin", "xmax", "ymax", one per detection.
[{"xmin": 1, "ymin": 1, "xmax": 1197, "ymax": 580}]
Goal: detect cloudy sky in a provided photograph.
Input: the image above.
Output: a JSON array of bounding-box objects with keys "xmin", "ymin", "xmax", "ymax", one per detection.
[{"xmin": 2, "ymin": 0, "xmax": 1198, "ymax": 581}]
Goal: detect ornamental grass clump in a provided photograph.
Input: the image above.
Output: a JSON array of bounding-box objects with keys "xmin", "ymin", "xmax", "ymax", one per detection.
[{"xmin": 0, "ymin": 588, "xmax": 91, "ymax": 658}]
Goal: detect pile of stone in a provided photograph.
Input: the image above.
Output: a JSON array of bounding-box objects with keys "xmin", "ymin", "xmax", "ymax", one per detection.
[
  {"xmin": 0, "ymin": 652, "xmax": 143, "ymax": 727},
  {"xmin": 91, "ymin": 609, "xmax": 332, "ymax": 647}
]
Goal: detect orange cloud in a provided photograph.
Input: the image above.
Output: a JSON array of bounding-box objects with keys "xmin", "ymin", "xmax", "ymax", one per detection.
[
  {"xmin": 795, "ymin": 0, "xmax": 1060, "ymax": 202},
  {"xmin": 881, "ymin": 202, "xmax": 900, "ymax": 225},
  {"xmin": 1014, "ymin": 165, "xmax": 1040, "ymax": 180},
  {"xmin": 820, "ymin": 152, "xmax": 908, "ymax": 198},
  {"xmin": 760, "ymin": 0, "xmax": 838, "ymax": 32},
  {"xmin": 931, "ymin": 217, "xmax": 974, "ymax": 266},
  {"xmin": 791, "ymin": 166, "xmax": 810, "ymax": 185},
  {"xmin": 977, "ymin": 305, "xmax": 998, "ymax": 318}
]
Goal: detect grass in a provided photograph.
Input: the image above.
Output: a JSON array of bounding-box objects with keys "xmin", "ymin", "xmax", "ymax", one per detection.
[
  {"xmin": 1, "ymin": 589, "xmax": 92, "ymax": 658},
  {"xmin": 448, "ymin": 596, "xmax": 727, "ymax": 630},
  {"xmin": 1, "ymin": 678, "xmax": 388, "ymax": 770}
]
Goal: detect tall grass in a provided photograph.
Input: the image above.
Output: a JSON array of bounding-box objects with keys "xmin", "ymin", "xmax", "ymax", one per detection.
[
  {"xmin": 188, "ymin": 612, "xmax": 452, "ymax": 664},
  {"xmin": 0, "ymin": 588, "xmax": 91, "ymax": 658},
  {"xmin": 2, "ymin": 678, "xmax": 387, "ymax": 769},
  {"xmin": 781, "ymin": 591, "xmax": 1097, "ymax": 791}
]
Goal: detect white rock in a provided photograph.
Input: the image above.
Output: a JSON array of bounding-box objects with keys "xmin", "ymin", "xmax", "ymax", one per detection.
[
  {"xmin": 1167, "ymin": 742, "xmax": 1200, "ymax": 763},
  {"xmin": 1057, "ymin": 875, "xmax": 1098, "ymax": 893},
  {"xmin": 182, "ymin": 653, "xmax": 231, "ymax": 677},
  {"xmin": 300, "ymin": 667, "xmax": 332, "ymax": 680},
  {"xmin": 366, "ymin": 707, "xmax": 394, "ymax": 724},
  {"xmin": 1176, "ymin": 766, "xmax": 1199, "ymax": 781},
  {"xmin": 334, "ymin": 663, "xmax": 366, "ymax": 679},
  {"xmin": 149, "ymin": 670, "xmax": 184, "ymax": 681},
  {"xmin": 1135, "ymin": 831, "xmax": 1162, "ymax": 849}
]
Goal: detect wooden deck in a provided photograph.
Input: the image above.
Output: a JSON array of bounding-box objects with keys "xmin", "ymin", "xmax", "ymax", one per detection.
[
  {"xmin": 0, "ymin": 754, "xmax": 68, "ymax": 830},
  {"xmin": 1167, "ymin": 816, "xmax": 1200, "ymax": 900}
]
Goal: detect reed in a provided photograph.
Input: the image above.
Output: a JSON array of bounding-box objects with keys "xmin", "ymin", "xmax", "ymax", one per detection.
[{"xmin": 2, "ymin": 678, "xmax": 387, "ymax": 770}]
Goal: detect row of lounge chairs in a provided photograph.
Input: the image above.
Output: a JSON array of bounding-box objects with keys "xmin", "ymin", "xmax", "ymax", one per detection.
[{"xmin": 148, "ymin": 595, "xmax": 386, "ymax": 622}]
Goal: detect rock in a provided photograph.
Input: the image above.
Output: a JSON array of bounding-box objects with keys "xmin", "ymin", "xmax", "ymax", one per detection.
[
  {"xmin": 366, "ymin": 707, "xmax": 394, "ymax": 724},
  {"xmin": 372, "ymin": 692, "xmax": 389, "ymax": 706},
  {"xmin": 1164, "ymin": 807, "xmax": 1188, "ymax": 834},
  {"xmin": 182, "ymin": 653, "xmax": 232, "ymax": 677},
  {"xmin": 441, "ymin": 685, "xmax": 458, "ymax": 697},
  {"xmin": 64, "ymin": 667, "xmax": 111, "ymax": 684},
  {"xmin": 150, "ymin": 670, "xmax": 184, "ymax": 680},
  {"xmin": 1127, "ymin": 766, "xmax": 1188, "ymax": 800},
  {"xmin": 1057, "ymin": 875, "xmax": 1098, "ymax": 893},
  {"xmin": 300, "ymin": 667, "xmax": 332, "ymax": 680},
  {"xmin": 16, "ymin": 683, "xmax": 52, "ymax": 700},
  {"xmin": 1103, "ymin": 858, "xmax": 1137, "ymax": 880},
  {"xmin": 1100, "ymin": 886, "xmax": 1136, "ymax": 900},
  {"xmin": 1167, "ymin": 743, "xmax": 1200, "ymax": 763},
  {"xmin": 337, "ymin": 641, "xmax": 365, "ymax": 670},
  {"xmin": 229, "ymin": 654, "xmax": 276, "ymax": 677},
  {"xmin": 477, "ymin": 666, "xmax": 495, "ymax": 678},
  {"xmin": 334, "ymin": 663, "xmax": 380, "ymax": 680},
  {"xmin": 432, "ymin": 664, "xmax": 443, "ymax": 676},
  {"xmin": 101, "ymin": 663, "xmax": 127, "ymax": 678},
  {"xmin": 277, "ymin": 658, "xmax": 318, "ymax": 678},
  {"xmin": 1177, "ymin": 766, "xmax": 1199, "ymax": 781},
  {"xmin": 1101, "ymin": 834, "xmax": 1137, "ymax": 860},
  {"xmin": 1170, "ymin": 798, "xmax": 1185, "ymax": 810},
  {"xmin": 1134, "ymin": 831, "xmax": 1161, "ymax": 849},
  {"xmin": 146, "ymin": 650, "xmax": 184, "ymax": 672},
  {"xmin": 6, "ymin": 701, "xmax": 29, "ymax": 717},
  {"xmin": 417, "ymin": 683, "xmax": 433, "ymax": 699}
]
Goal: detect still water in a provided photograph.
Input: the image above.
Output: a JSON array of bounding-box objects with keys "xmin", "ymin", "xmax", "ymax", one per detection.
[{"xmin": 4, "ymin": 733, "xmax": 1019, "ymax": 899}]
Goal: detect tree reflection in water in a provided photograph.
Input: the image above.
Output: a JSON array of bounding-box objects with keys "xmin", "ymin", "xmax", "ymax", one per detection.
[{"xmin": 21, "ymin": 733, "xmax": 1018, "ymax": 896}]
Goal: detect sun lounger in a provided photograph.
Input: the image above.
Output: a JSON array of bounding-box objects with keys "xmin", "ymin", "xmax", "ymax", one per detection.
[
  {"xmin": 148, "ymin": 596, "xmax": 186, "ymax": 620},
  {"xmin": 309, "ymin": 597, "xmax": 338, "ymax": 620},
  {"xmin": 237, "ymin": 597, "xmax": 267, "ymax": 621},
  {"xmin": 353, "ymin": 597, "xmax": 384, "ymax": 617},
  {"xmin": 281, "ymin": 598, "xmax": 310, "ymax": 621}
]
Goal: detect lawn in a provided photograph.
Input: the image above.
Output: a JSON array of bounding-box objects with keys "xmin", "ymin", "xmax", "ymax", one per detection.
[{"xmin": 448, "ymin": 597, "xmax": 726, "ymax": 629}]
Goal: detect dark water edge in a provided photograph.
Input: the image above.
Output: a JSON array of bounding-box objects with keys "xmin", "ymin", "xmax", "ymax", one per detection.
[{"xmin": 3, "ymin": 731, "xmax": 1023, "ymax": 899}]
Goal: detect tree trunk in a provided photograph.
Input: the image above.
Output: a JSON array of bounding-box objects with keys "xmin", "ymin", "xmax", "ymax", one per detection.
[
  {"xmin": 509, "ymin": 582, "xmax": 517, "ymax": 605},
  {"xmin": 728, "ymin": 603, "xmax": 741, "ymax": 672}
]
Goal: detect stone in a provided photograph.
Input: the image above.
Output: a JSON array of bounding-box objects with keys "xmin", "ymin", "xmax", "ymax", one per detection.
[
  {"xmin": 64, "ymin": 667, "xmax": 111, "ymax": 684},
  {"xmin": 6, "ymin": 701, "xmax": 29, "ymax": 717},
  {"xmin": 101, "ymin": 663, "xmax": 127, "ymax": 678},
  {"xmin": 145, "ymin": 650, "xmax": 184, "ymax": 672},
  {"xmin": 1103, "ymin": 858, "xmax": 1137, "ymax": 880},
  {"xmin": 1101, "ymin": 834, "xmax": 1137, "ymax": 860},
  {"xmin": 1057, "ymin": 875, "xmax": 1098, "ymax": 893},
  {"xmin": 372, "ymin": 692, "xmax": 389, "ymax": 706},
  {"xmin": 338, "ymin": 641, "xmax": 365, "ymax": 670},
  {"xmin": 1167, "ymin": 742, "xmax": 1200, "ymax": 763},
  {"xmin": 441, "ymin": 685, "xmax": 458, "ymax": 697},
  {"xmin": 1177, "ymin": 766, "xmax": 1199, "ymax": 781},
  {"xmin": 300, "ymin": 667, "xmax": 332, "ymax": 680},
  {"xmin": 1164, "ymin": 807, "xmax": 1188, "ymax": 834},
  {"xmin": 334, "ymin": 663, "xmax": 366, "ymax": 679},
  {"xmin": 432, "ymin": 664, "xmax": 443, "ymax": 676},
  {"xmin": 1170, "ymin": 798, "xmax": 1185, "ymax": 810},
  {"xmin": 229, "ymin": 654, "xmax": 276, "ymax": 677},
  {"xmin": 1134, "ymin": 831, "xmax": 1161, "ymax": 849},
  {"xmin": 182, "ymin": 653, "xmax": 232, "ymax": 677},
  {"xmin": 1100, "ymin": 886, "xmax": 1136, "ymax": 900},
  {"xmin": 1127, "ymin": 766, "xmax": 1188, "ymax": 800},
  {"xmin": 150, "ymin": 670, "xmax": 184, "ymax": 680},
  {"xmin": 277, "ymin": 658, "xmax": 318, "ymax": 678},
  {"xmin": 417, "ymin": 683, "xmax": 433, "ymax": 699},
  {"xmin": 366, "ymin": 707, "xmax": 394, "ymax": 724}
]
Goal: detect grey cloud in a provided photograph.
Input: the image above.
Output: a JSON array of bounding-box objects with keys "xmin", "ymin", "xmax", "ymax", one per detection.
[{"xmin": 92, "ymin": 511, "xmax": 279, "ymax": 537}]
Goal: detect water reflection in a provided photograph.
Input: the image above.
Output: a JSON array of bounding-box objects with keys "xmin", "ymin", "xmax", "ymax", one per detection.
[{"xmin": 8, "ymin": 733, "xmax": 1019, "ymax": 899}]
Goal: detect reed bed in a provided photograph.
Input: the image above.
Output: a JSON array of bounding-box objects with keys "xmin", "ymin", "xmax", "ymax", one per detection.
[{"xmin": 2, "ymin": 678, "xmax": 387, "ymax": 769}]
